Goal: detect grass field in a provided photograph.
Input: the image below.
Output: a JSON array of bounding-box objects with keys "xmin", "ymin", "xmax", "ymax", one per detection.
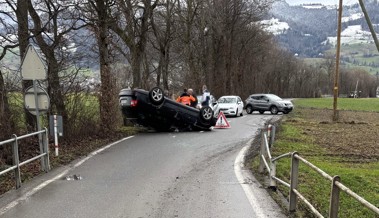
[
  {"xmin": 251, "ymin": 98, "xmax": 379, "ymax": 218},
  {"xmin": 293, "ymin": 97, "xmax": 379, "ymax": 112}
]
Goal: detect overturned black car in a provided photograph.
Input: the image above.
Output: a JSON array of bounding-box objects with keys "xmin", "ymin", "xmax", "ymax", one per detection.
[{"xmin": 119, "ymin": 87, "xmax": 217, "ymax": 131}]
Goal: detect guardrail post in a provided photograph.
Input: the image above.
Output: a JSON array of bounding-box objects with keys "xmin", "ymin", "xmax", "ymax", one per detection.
[
  {"xmin": 258, "ymin": 131, "xmax": 265, "ymax": 173},
  {"xmin": 329, "ymin": 175, "xmax": 341, "ymax": 218},
  {"xmin": 269, "ymin": 125, "xmax": 276, "ymax": 147},
  {"xmin": 12, "ymin": 134, "xmax": 21, "ymax": 189},
  {"xmin": 289, "ymin": 152, "xmax": 299, "ymax": 212},
  {"xmin": 269, "ymin": 161, "xmax": 277, "ymax": 191},
  {"xmin": 42, "ymin": 128, "xmax": 50, "ymax": 172},
  {"xmin": 37, "ymin": 132, "xmax": 45, "ymax": 172}
]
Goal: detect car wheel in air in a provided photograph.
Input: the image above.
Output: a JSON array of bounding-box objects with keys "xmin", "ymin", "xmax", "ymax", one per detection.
[
  {"xmin": 149, "ymin": 87, "xmax": 164, "ymax": 105},
  {"xmin": 270, "ymin": 106, "xmax": 278, "ymax": 115},
  {"xmin": 246, "ymin": 105, "xmax": 253, "ymax": 114},
  {"xmin": 259, "ymin": 110, "xmax": 264, "ymax": 114},
  {"xmin": 200, "ymin": 106, "xmax": 214, "ymax": 121}
]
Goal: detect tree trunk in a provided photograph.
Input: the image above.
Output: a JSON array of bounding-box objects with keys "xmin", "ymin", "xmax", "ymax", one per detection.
[
  {"xmin": 47, "ymin": 52, "xmax": 67, "ymax": 127},
  {"xmin": 0, "ymin": 70, "xmax": 12, "ymax": 139},
  {"xmin": 17, "ymin": 0, "xmax": 34, "ymax": 131},
  {"xmin": 96, "ymin": 0, "xmax": 117, "ymax": 133}
]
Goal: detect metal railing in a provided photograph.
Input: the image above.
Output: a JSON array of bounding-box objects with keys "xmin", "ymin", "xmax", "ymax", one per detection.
[
  {"xmin": 0, "ymin": 128, "xmax": 50, "ymax": 189},
  {"xmin": 259, "ymin": 125, "xmax": 379, "ymax": 218}
]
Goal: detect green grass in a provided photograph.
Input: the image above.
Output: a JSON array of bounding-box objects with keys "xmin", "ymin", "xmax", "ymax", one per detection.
[
  {"xmin": 270, "ymin": 123, "xmax": 379, "ymax": 217},
  {"xmin": 293, "ymin": 98, "xmax": 379, "ymax": 112},
  {"xmin": 323, "ymin": 43, "xmax": 379, "ymax": 75},
  {"xmin": 250, "ymin": 99, "xmax": 379, "ymax": 217}
]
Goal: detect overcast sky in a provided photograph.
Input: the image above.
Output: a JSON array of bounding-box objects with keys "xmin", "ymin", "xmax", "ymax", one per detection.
[{"xmin": 286, "ymin": 0, "xmax": 359, "ymax": 5}]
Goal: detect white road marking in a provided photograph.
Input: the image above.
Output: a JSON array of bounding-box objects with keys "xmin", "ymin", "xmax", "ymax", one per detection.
[
  {"xmin": 234, "ymin": 143, "xmax": 266, "ymax": 218},
  {"xmin": 0, "ymin": 136, "xmax": 134, "ymax": 216},
  {"xmin": 234, "ymin": 135, "xmax": 287, "ymax": 218}
]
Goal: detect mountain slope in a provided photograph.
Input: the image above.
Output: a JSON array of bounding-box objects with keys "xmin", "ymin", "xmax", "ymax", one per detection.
[{"xmin": 267, "ymin": 0, "xmax": 379, "ymax": 58}]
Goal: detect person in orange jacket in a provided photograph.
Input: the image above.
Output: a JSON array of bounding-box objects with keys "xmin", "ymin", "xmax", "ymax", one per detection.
[{"xmin": 176, "ymin": 89, "xmax": 195, "ymax": 106}]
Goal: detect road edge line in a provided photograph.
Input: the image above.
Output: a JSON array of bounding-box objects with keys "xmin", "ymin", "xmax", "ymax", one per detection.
[{"xmin": 234, "ymin": 137, "xmax": 285, "ymax": 218}]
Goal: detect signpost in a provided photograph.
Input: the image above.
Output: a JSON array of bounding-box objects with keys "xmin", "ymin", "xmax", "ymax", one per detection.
[{"xmin": 21, "ymin": 44, "xmax": 50, "ymax": 169}]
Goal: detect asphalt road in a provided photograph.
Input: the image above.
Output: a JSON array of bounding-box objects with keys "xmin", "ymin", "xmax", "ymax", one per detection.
[{"xmin": 0, "ymin": 113, "xmax": 286, "ymax": 218}]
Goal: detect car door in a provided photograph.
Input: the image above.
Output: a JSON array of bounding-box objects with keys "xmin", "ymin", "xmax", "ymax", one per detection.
[
  {"xmin": 260, "ymin": 95, "xmax": 270, "ymax": 110},
  {"xmin": 249, "ymin": 95, "xmax": 260, "ymax": 110},
  {"xmin": 254, "ymin": 95, "xmax": 267, "ymax": 110}
]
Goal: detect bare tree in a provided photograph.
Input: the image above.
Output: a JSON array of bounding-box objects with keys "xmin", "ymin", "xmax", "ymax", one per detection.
[
  {"xmin": 151, "ymin": 0, "xmax": 176, "ymax": 90},
  {"xmin": 26, "ymin": 0, "xmax": 89, "ymax": 134},
  {"xmin": 86, "ymin": 0, "xmax": 119, "ymax": 132},
  {"xmin": 0, "ymin": 0, "xmax": 20, "ymax": 139},
  {"xmin": 110, "ymin": 0, "xmax": 159, "ymax": 89}
]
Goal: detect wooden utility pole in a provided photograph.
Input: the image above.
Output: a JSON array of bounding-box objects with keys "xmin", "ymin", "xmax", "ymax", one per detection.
[{"xmin": 333, "ymin": 0, "xmax": 343, "ymax": 121}]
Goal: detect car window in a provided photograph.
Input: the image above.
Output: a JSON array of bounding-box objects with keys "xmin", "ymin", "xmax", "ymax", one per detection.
[
  {"xmin": 267, "ymin": 94, "xmax": 282, "ymax": 101},
  {"xmin": 261, "ymin": 96, "xmax": 269, "ymax": 101},
  {"xmin": 218, "ymin": 97, "xmax": 237, "ymax": 103},
  {"xmin": 251, "ymin": 96, "xmax": 260, "ymax": 100}
]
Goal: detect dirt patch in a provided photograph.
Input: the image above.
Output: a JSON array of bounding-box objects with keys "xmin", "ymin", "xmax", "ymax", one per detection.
[{"xmin": 294, "ymin": 108, "xmax": 379, "ymax": 162}]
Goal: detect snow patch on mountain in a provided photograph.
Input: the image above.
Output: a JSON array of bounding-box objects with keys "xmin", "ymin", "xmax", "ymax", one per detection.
[
  {"xmin": 260, "ymin": 18, "xmax": 290, "ymax": 35},
  {"xmin": 342, "ymin": 13, "xmax": 363, "ymax": 22},
  {"xmin": 301, "ymin": 4, "xmax": 325, "ymax": 9},
  {"xmin": 325, "ymin": 25, "xmax": 373, "ymax": 46}
]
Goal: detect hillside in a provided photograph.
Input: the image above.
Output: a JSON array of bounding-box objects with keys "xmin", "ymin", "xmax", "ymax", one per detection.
[{"xmin": 265, "ymin": 0, "xmax": 379, "ymax": 73}]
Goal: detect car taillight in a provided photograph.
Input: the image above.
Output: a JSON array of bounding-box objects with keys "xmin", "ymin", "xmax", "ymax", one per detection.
[{"xmin": 131, "ymin": 99, "xmax": 138, "ymax": 107}]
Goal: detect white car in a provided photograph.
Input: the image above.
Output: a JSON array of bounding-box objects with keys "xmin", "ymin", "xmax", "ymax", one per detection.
[{"xmin": 213, "ymin": 95, "xmax": 244, "ymax": 117}]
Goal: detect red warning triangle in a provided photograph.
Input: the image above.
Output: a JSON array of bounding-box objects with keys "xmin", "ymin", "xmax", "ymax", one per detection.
[{"xmin": 214, "ymin": 112, "xmax": 231, "ymax": 128}]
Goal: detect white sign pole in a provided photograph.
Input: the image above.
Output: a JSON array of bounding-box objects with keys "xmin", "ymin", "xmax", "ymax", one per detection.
[
  {"xmin": 33, "ymin": 80, "xmax": 45, "ymax": 170},
  {"xmin": 54, "ymin": 115, "xmax": 59, "ymax": 156}
]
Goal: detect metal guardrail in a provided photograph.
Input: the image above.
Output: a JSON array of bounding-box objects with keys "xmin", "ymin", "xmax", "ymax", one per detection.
[
  {"xmin": 0, "ymin": 129, "xmax": 50, "ymax": 189},
  {"xmin": 259, "ymin": 125, "xmax": 379, "ymax": 218}
]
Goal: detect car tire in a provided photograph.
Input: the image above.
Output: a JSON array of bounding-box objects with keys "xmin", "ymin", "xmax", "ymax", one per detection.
[
  {"xmin": 270, "ymin": 106, "xmax": 278, "ymax": 115},
  {"xmin": 200, "ymin": 106, "xmax": 214, "ymax": 121},
  {"xmin": 283, "ymin": 111, "xmax": 289, "ymax": 114},
  {"xmin": 246, "ymin": 105, "xmax": 253, "ymax": 114},
  {"xmin": 259, "ymin": 110, "xmax": 264, "ymax": 114},
  {"xmin": 149, "ymin": 87, "xmax": 164, "ymax": 105},
  {"xmin": 235, "ymin": 109, "xmax": 239, "ymax": 117}
]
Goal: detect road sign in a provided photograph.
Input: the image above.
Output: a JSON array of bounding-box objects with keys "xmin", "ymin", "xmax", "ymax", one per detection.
[
  {"xmin": 214, "ymin": 112, "xmax": 231, "ymax": 129},
  {"xmin": 24, "ymin": 85, "xmax": 50, "ymax": 115},
  {"xmin": 21, "ymin": 44, "xmax": 46, "ymax": 80}
]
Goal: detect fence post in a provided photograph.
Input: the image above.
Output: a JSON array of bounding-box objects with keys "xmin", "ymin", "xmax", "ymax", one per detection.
[
  {"xmin": 269, "ymin": 161, "xmax": 277, "ymax": 191},
  {"xmin": 329, "ymin": 175, "xmax": 341, "ymax": 218},
  {"xmin": 12, "ymin": 134, "xmax": 21, "ymax": 189},
  {"xmin": 289, "ymin": 152, "xmax": 299, "ymax": 212},
  {"xmin": 269, "ymin": 125, "xmax": 276, "ymax": 147},
  {"xmin": 258, "ymin": 131, "xmax": 265, "ymax": 173},
  {"xmin": 43, "ymin": 128, "xmax": 50, "ymax": 172}
]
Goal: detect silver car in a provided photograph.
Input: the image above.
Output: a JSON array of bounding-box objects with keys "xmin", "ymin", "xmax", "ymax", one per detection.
[{"xmin": 244, "ymin": 94, "xmax": 293, "ymax": 114}]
